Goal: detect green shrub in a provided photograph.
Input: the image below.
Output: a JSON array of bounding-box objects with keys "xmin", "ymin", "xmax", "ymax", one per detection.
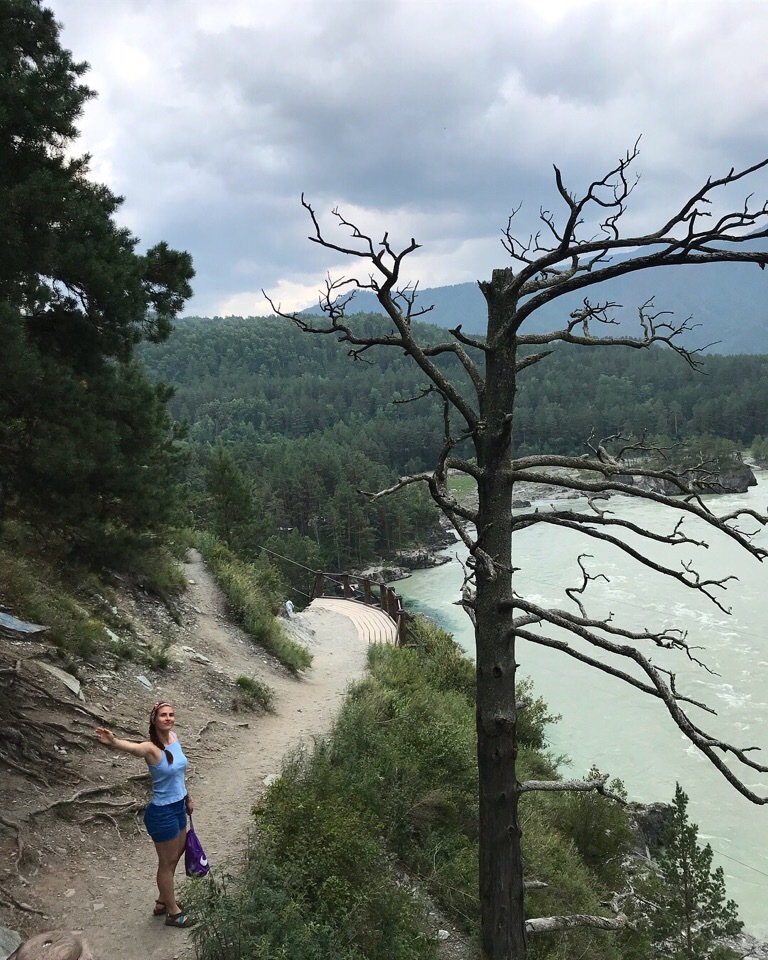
[
  {"xmin": 522, "ymin": 803, "xmax": 627, "ymax": 960},
  {"xmin": 189, "ymin": 616, "xmax": 663, "ymax": 960},
  {"xmin": 404, "ymin": 616, "xmax": 475, "ymax": 702},
  {"xmin": 196, "ymin": 532, "xmax": 312, "ymax": 672},
  {"xmin": 132, "ymin": 543, "xmax": 188, "ymax": 595},
  {"xmin": 256, "ymin": 746, "xmax": 435, "ymax": 960},
  {"xmin": 0, "ymin": 550, "xmax": 106, "ymax": 661},
  {"xmin": 185, "ymin": 859, "xmax": 366, "ymax": 960},
  {"xmin": 234, "ymin": 674, "xmax": 274, "ymax": 711},
  {"xmin": 545, "ymin": 766, "xmax": 634, "ymax": 888},
  {"xmin": 403, "ymin": 616, "xmax": 558, "ymax": 749},
  {"xmin": 112, "ymin": 637, "xmax": 142, "ymax": 662},
  {"xmin": 516, "ymin": 676, "xmax": 561, "ymax": 751},
  {"xmin": 188, "ymin": 745, "xmax": 437, "ymax": 960},
  {"xmin": 342, "ymin": 624, "xmax": 639, "ymax": 958},
  {"xmin": 144, "ymin": 639, "xmax": 173, "ymax": 670}
]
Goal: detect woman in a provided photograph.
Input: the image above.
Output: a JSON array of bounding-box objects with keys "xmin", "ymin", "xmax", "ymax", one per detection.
[{"xmin": 95, "ymin": 702, "xmax": 196, "ymax": 928}]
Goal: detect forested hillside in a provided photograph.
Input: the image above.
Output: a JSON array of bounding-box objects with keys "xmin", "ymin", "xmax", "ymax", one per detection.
[
  {"xmin": 138, "ymin": 315, "xmax": 464, "ymax": 583},
  {"xmin": 140, "ymin": 314, "xmax": 476, "ymax": 469},
  {"xmin": 133, "ymin": 310, "xmax": 768, "ymax": 597},
  {"xmin": 140, "ymin": 312, "xmax": 768, "ymax": 467}
]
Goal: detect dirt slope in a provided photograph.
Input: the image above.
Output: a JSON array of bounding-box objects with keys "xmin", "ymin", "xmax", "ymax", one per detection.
[{"xmin": 0, "ymin": 550, "xmax": 370, "ymax": 959}]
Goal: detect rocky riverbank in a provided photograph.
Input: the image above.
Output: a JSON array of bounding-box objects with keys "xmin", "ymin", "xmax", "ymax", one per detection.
[
  {"xmin": 617, "ymin": 461, "xmax": 757, "ymax": 496},
  {"xmin": 355, "ymin": 536, "xmax": 457, "ymax": 584},
  {"xmin": 460, "ymin": 461, "xmax": 759, "ymax": 513},
  {"xmin": 355, "ymin": 461, "xmax": 760, "ymax": 584}
]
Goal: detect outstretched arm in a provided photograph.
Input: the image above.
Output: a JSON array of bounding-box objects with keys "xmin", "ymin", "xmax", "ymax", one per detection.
[{"xmin": 95, "ymin": 726, "xmax": 161, "ymax": 764}]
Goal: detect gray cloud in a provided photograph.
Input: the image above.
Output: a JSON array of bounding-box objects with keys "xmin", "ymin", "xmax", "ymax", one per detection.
[{"xmin": 48, "ymin": 0, "xmax": 768, "ymax": 316}]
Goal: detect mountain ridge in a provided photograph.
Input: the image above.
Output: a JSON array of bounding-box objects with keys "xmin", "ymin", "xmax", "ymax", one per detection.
[{"xmin": 303, "ymin": 260, "xmax": 768, "ymax": 355}]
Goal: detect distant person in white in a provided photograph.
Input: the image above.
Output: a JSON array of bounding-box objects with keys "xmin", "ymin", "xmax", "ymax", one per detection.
[{"xmin": 285, "ymin": 599, "xmax": 294, "ymax": 616}]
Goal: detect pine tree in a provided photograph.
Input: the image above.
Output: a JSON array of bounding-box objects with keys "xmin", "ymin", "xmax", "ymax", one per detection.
[
  {"xmin": 204, "ymin": 444, "xmax": 257, "ymax": 549},
  {"xmin": 0, "ymin": 0, "xmax": 194, "ymax": 556},
  {"xmin": 653, "ymin": 783, "xmax": 742, "ymax": 960}
]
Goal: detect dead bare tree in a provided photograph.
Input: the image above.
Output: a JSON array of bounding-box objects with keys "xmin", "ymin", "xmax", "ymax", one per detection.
[{"xmin": 268, "ymin": 145, "xmax": 768, "ymax": 960}]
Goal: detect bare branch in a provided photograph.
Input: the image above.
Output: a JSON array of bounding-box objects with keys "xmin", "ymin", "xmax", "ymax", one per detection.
[
  {"xmin": 520, "ymin": 772, "xmax": 627, "ymax": 805},
  {"xmin": 510, "ymin": 462, "xmax": 768, "ymax": 562},
  {"xmin": 512, "ymin": 606, "xmax": 768, "ymax": 800},
  {"xmin": 511, "ymin": 608, "xmax": 715, "ymax": 706},
  {"xmin": 267, "ymin": 202, "xmax": 484, "ymax": 432},
  {"xmin": 515, "ymin": 511, "xmax": 738, "ymax": 614},
  {"xmin": 370, "ymin": 471, "xmax": 469, "ymax": 512},
  {"xmin": 448, "ymin": 323, "xmax": 488, "ymax": 353},
  {"xmin": 392, "ymin": 385, "xmax": 438, "ymax": 405},
  {"xmin": 515, "ymin": 350, "xmax": 552, "ymax": 373},
  {"xmin": 565, "ymin": 554, "xmax": 610, "ymax": 619},
  {"xmin": 527, "ymin": 914, "xmax": 632, "ymax": 934},
  {"xmin": 493, "ymin": 151, "xmax": 768, "ymax": 342},
  {"xmin": 517, "ymin": 298, "xmax": 706, "ymax": 368}
]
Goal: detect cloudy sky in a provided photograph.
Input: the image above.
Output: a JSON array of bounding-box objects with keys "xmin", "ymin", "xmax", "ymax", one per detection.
[{"xmin": 47, "ymin": 0, "xmax": 768, "ymax": 318}]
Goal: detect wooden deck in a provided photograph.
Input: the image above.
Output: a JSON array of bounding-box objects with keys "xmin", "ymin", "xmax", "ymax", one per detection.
[{"xmin": 309, "ymin": 597, "xmax": 398, "ymax": 644}]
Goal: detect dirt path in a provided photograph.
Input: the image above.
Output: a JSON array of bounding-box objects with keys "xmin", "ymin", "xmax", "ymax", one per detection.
[{"xmin": 1, "ymin": 551, "xmax": 371, "ymax": 959}]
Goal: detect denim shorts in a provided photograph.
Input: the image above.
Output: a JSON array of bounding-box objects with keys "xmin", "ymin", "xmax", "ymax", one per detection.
[{"xmin": 143, "ymin": 797, "xmax": 187, "ymax": 842}]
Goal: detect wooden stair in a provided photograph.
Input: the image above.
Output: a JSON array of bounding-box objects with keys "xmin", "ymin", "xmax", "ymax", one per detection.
[{"xmin": 309, "ymin": 597, "xmax": 398, "ymax": 644}]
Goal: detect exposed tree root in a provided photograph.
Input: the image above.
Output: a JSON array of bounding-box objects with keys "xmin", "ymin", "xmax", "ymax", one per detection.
[
  {"xmin": 194, "ymin": 717, "xmax": 227, "ymax": 742},
  {"xmin": 0, "ymin": 814, "xmax": 24, "ymax": 865},
  {"xmin": 0, "ymin": 750, "xmax": 51, "ymax": 786},
  {"xmin": 29, "ymin": 774, "xmax": 148, "ymax": 820},
  {"xmin": 0, "ymin": 884, "xmax": 46, "ymax": 916}
]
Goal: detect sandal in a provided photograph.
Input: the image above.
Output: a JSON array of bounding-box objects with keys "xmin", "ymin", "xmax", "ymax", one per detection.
[
  {"xmin": 153, "ymin": 900, "xmax": 183, "ymax": 916},
  {"xmin": 165, "ymin": 911, "xmax": 196, "ymax": 928}
]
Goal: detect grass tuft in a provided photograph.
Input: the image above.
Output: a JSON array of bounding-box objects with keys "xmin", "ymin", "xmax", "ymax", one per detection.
[
  {"xmin": 0, "ymin": 549, "xmax": 107, "ymax": 661},
  {"xmin": 234, "ymin": 673, "xmax": 274, "ymax": 711}
]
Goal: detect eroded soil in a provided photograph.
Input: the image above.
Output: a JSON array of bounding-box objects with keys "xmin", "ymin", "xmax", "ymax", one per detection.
[{"xmin": 0, "ymin": 550, "xmax": 370, "ymax": 959}]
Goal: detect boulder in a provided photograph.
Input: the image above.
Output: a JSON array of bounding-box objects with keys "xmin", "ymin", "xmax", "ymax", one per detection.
[
  {"xmin": 617, "ymin": 462, "xmax": 757, "ymax": 496},
  {"xmin": 392, "ymin": 549, "xmax": 451, "ymax": 571},
  {"xmin": 627, "ymin": 800, "xmax": 673, "ymax": 856},
  {"xmin": 1, "ymin": 927, "xmax": 22, "ymax": 960},
  {"xmin": 9, "ymin": 931, "xmax": 97, "ymax": 960}
]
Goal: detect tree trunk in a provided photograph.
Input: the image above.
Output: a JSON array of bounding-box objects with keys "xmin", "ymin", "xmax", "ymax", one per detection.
[{"xmin": 475, "ymin": 286, "xmax": 526, "ymax": 959}]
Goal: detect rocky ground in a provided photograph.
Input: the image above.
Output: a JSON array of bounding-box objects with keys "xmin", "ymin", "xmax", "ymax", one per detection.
[{"xmin": 0, "ymin": 550, "xmax": 474, "ymax": 960}]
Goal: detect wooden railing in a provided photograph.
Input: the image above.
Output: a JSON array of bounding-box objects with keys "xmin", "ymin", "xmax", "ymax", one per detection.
[{"xmin": 312, "ymin": 572, "xmax": 408, "ymax": 646}]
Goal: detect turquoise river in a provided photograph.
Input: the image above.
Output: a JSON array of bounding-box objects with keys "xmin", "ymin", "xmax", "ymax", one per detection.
[{"xmin": 395, "ymin": 471, "xmax": 768, "ymax": 937}]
